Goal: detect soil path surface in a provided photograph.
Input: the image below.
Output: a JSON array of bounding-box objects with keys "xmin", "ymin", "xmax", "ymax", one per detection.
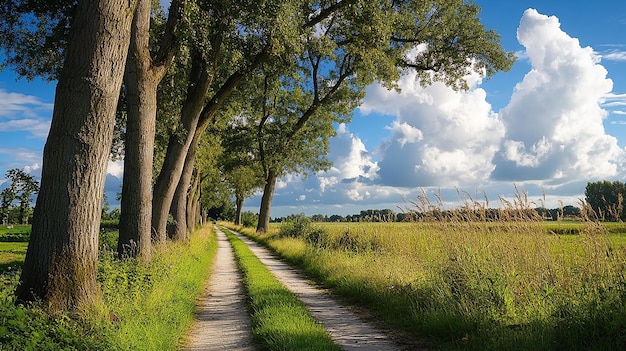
[{"xmin": 184, "ymin": 227, "xmax": 254, "ymax": 351}]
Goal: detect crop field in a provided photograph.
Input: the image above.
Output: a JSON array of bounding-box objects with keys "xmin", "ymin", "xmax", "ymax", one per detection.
[{"xmin": 230, "ymin": 219, "xmax": 626, "ymax": 350}]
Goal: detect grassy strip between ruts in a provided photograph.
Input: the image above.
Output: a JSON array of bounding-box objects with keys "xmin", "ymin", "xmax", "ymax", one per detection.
[
  {"xmin": 222, "ymin": 227, "xmax": 341, "ymax": 351},
  {"xmin": 0, "ymin": 225, "xmax": 217, "ymax": 351}
]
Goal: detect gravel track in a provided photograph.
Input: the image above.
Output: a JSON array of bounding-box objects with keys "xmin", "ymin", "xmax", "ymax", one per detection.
[
  {"xmin": 184, "ymin": 227, "xmax": 254, "ymax": 351},
  {"xmin": 186, "ymin": 226, "xmax": 422, "ymax": 350}
]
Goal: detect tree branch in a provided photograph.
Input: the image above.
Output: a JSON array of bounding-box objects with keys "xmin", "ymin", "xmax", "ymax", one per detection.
[{"xmin": 303, "ymin": 0, "xmax": 357, "ymax": 29}]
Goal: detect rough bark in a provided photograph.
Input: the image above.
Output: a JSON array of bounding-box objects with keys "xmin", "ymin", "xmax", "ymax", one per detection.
[
  {"xmin": 118, "ymin": 0, "xmax": 182, "ymax": 259},
  {"xmin": 256, "ymin": 170, "xmax": 277, "ymax": 233},
  {"xmin": 16, "ymin": 0, "xmax": 136, "ymax": 311},
  {"xmin": 118, "ymin": 0, "xmax": 156, "ymax": 259},
  {"xmin": 170, "ymin": 135, "xmax": 199, "ymax": 240}
]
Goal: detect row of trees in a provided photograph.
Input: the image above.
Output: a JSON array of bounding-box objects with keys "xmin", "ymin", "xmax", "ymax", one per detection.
[
  {"xmin": 276, "ymin": 205, "xmax": 582, "ymax": 223},
  {"xmin": 0, "ymin": 0, "xmax": 514, "ymax": 310}
]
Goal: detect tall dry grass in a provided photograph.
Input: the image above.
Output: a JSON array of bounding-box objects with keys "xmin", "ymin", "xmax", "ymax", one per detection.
[{"xmin": 226, "ymin": 188, "xmax": 626, "ymax": 350}]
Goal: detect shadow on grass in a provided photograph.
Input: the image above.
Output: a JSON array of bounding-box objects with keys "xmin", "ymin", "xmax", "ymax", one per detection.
[{"xmin": 0, "ymin": 260, "xmax": 23, "ymax": 274}]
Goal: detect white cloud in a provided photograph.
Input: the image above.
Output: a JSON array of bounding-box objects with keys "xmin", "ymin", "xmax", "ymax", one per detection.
[
  {"xmin": 493, "ymin": 8, "xmax": 624, "ymax": 182},
  {"xmin": 0, "ymin": 90, "xmax": 53, "ymax": 117},
  {"xmin": 385, "ymin": 121, "xmax": 423, "ymax": 147},
  {"xmin": 0, "ymin": 118, "xmax": 51, "ymax": 138},
  {"xmin": 362, "ymin": 68, "xmax": 503, "ymax": 187},
  {"xmin": 106, "ymin": 160, "xmax": 124, "ymax": 178},
  {"xmin": 23, "ymin": 163, "xmax": 40, "ymax": 174},
  {"xmin": 0, "ymin": 148, "xmax": 41, "ymax": 165},
  {"xmin": 602, "ymin": 50, "xmax": 626, "ymax": 62},
  {"xmin": 317, "ymin": 125, "xmax": 379, "ymax": 186},
  {"xmin": 0, "ymin": 89, "xmax": 53, "ymax": 138}
]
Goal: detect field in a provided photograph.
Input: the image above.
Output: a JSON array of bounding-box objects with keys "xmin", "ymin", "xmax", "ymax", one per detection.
[
  {"xmin": 228, "ymin": 219, "xmax": 626, "ymax": 350},
  {"xmin": 3, "ymin": 221, "xmax": 626, "ymax": 350}
]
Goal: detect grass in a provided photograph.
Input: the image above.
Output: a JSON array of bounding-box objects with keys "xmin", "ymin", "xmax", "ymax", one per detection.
[
  {"xmin": 0, "ymin": 224, "xmax": 218, "ymax": 350},
  {"xmin": 0, "ymin": 242, "xmax": 27, "ymax": 273},
  {"xmin": 221, "ymin": 215, "xmax": 626, "ymax": 350},
  {"xmin": 222, "ymin": 227, "xmax": 341, "ymax": 351}
]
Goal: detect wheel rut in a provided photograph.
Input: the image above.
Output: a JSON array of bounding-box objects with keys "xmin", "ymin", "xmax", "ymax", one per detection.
[{"xmin": 184, "ymin": 227, "xmax": 254, "ymax": 350}]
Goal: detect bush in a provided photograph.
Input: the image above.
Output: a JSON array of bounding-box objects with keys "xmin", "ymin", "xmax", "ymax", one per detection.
[
  {"xmin": 278, "ymin": 214, "xmax": 313, "ymax": 238},
  {"xmin": 241, "ymin": 211, "xmax": 258, "ymax": 228}
]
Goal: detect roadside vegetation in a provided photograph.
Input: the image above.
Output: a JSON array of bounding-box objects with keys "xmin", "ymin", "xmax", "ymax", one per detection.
[
  {"xmin": 0, "ymin": 224, "xmax": 217, "ymax": 350},
  {"xmin": 222, "ymin": 227, "xmax": 340, "ymax": 351},
  {"xmin": 222, "ymin": 198, "xmax": 626, "ymax": 350}
]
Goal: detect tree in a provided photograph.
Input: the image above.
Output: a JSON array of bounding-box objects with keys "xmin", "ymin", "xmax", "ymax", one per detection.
[
  {"xmin": 150, "ymin": 0, "xmax": 282, "ymax": 239},
  {"xmin": 585, "ymin": 180, "xmax": 626, "ymax": 221},
  {"xmin": 0, "ymin": 0, "xmax": 74, "ymax": 81},
  {"xmin": 117, "ymin": 0, "xmax": 184, "ymax": 259},
  {"xmin": 1, "ymin": 187, "xmax": 16, "ymax": 225},
  {"xmin": 219, "ymin": 123, "xmax": 265, "ymax": 226},
  {"xmin": 151, "ymin": 0, "xmax": 514, "ymax": 238},
  {"xmin": 244, "ymin": 1, "xmax": 513, "ymax": 231},
  {"xmin": 250, "ymin": 68, "xmax": 352, "ymax": 232},
  {"xmin": 15, "ymin": 0, "xmax": 137, "ymax": 311},
  {"xmin": 3, "ymin": 169, "xmax": 40, "ymax": 224}
]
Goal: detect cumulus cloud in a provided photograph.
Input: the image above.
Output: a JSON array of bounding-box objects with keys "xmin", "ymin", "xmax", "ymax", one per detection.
[
  {"xmin": 492, "ymin": 8, "xmax": 624, "ymax": 182},
  {"xmin": 362, "ymin": 68, "xmax": 503, "ymax": 188},
  {"xmin": 316, "ymin": 125, "xmax": 380, "ymax": 200}
]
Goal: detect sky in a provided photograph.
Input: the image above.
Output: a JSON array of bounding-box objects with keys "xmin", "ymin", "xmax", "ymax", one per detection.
[{"xmin": 2, "ymin": 1, "xmax": 626, "ymax": 218}]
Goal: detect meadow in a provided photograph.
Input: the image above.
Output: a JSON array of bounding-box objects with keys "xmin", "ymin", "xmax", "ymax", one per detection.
[{"xmin": 225, "ymin": 218, "xmax": 626, "ymax": 350}]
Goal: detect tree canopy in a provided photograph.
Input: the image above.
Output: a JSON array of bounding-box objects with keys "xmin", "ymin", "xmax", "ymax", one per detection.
[{"xmin": 585, "ymin": 180, "xmax": 626, "ymax": 221}]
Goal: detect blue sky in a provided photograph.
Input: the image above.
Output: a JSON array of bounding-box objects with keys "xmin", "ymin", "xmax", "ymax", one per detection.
[{"xmin": 2, "ymin": 2, "xmax": 626, "ymax": 218}]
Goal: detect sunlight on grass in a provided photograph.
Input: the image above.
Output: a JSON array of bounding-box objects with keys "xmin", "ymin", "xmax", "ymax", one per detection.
[
  {"xmin": 222, "ymin": 211, "xmax": 626, "ymax": 350},
  {"xmin": 0, "ymin": 225, "xmax": 217, "ymax": 350}
]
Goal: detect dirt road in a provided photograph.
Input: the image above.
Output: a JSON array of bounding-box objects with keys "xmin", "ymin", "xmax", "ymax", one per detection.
[{"xmin": 185, "ymin": 226, "xmax": 419, "ymax": 350}]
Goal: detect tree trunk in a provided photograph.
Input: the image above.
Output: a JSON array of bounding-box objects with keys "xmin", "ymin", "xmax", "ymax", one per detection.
[
  {"xmin": 186, "ymin": 168, "xmax": 201, "ymax": 232},
  {"xmin": 169, "ymin": 138, "xmax": 198, "ymax": 240},
  {"xmin": 152, "ymin": 47, "xmax": 267, "ymax": 239},
  {"xmin": 16, "ymin": 0, "xmax": 136, "ymax": 311},
  {"xmin": 118, "ymin": 0, "xmax": 157, "ymax": 260},
  {"xmin": 235, "ymin": 195, "xmax": 244, "ymax": 226},
  {"xmin": 151, "ymin": 53, "xmax": 210, "ymax": 241},
  {"xmin": 256, "ymin": 170, "xmax": 277, "ymax": 233},
  {"xmin": 118, "ymin": 0, "xmax": 182, "ymax": 259}
]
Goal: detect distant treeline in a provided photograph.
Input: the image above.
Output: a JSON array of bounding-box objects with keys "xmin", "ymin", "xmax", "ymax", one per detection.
[{"xmin": 270, "ymin": 205, "xmax": 581, "ymax": 223}]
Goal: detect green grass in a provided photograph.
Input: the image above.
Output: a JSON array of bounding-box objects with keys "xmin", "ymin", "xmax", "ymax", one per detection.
[
  {"xmin": 222, "ymin": 227, "xmax": 341, "ymax": 351},
  {"xmin": 0, "ymin": 225, "xmax": 218, "ymax": 350},
  {"xmin": 222, "ymin": 220, "xmax": 626, "ymax": 350},
  {"xmin": 0, "ymin": 242, "xmax": 27, "ymax": 273}
]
